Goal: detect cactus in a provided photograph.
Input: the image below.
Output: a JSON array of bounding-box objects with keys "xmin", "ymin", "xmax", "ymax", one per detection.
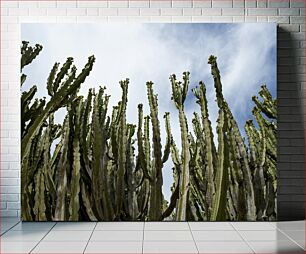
[
  {"xmin": 170, "ymin": 72, "xmax": 191, "ymax": 221},
  {"xmin": 192, "ymin": 82, "xmax": 216, "ymax": 220},
  {"xmin": 21, "ymin": 42, "xmax": 277, "ymax": 222},
  {"xmin": 146, "ymin": 81, "xmax": 164, "ymax": 221}
]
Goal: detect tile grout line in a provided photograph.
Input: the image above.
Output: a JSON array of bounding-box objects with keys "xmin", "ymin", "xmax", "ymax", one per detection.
[
  {"xmin": 187, "ymin": 221, "xmax": 200, "ymax": 254},
  {"xmin": 276, "ymin": 227, "xmax": 305, "ymax": 251},
  {"xmin": 142, "ymin": 221, "xmax": 145, "ymax": 254},
  {"xmin": 0, "ymin": 220, "xmax": 20, "ymax": 236},
  {"xmin": 83, "ymin": 222, "xmax": 97, "ymax": 254},
  {"xmin": 230, "ymin": 222, "xmax": 256, "ymax": 254},
  {"xmin": 29, "ymin": 222, "xmax": 57, "ymax": 254}
]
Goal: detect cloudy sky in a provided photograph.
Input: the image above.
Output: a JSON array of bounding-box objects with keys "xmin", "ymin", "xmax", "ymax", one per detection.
[{"xmin": 21, "ymin": 23, "xmax": 276, "ymax": 201}]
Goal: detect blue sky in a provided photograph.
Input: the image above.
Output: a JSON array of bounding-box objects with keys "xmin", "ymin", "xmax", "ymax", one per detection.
[{"xmin": 21, "ymin": 23, "xmax": 276, "ymax": 202}]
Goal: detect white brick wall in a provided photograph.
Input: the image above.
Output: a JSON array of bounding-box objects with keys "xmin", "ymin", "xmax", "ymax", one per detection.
[{"xmin": 0, "ymin": 0, "xmax": 305, "ymax": 218}]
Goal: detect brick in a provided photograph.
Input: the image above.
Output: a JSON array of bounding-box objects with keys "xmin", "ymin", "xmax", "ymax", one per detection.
[
  {"xmin": 0, "ymin": 194, "xmax": 19, "ymax": 202},
  {"xmin": 2, "ymin": 1, "xmax": 18, "ymax": 8},
  {"xmin": 38, "ymin": 1, "xmax": 56, "ymax": 8},
  {"xmin": 99, "ymin": 8, "xmax": 118, "ymax": 16},
  {"xmin": 193, "ymin": 0, "xmax": 212, "ymax": 7},
  {"xmin": 128, "ymin": 16, "xmax": 151, "ymax": 22},
  {"xmin": 279, "ymin": 147, "xmax": 304, "ymax": 155},
  {"xmin": 278, "ymin": 195, "xmax": 304, "ymax": 202},
  {"xmin": 7, "ymin": 202, "xmax": 20, "ymax": 210},
  {"xmin": 212, "ymin": 0, "xmax": 233, "ymax": 7},
  {"xmin": 161, "ymin": 8, "xmax": 183, "ymax": 16},
  {"xmin": 0, "ymin": 178, "xmax": 19, "ymax": 186},
  {"xmin": 245, "ymin": 0, "xmax": 256, "ymax": 7},
  {"xmin": 268, "ymin": 16, "xmax": 290, "ymax": 23},
  {"xmin": 278, "ymin": 24, "xmax": 300, "ymax": 32},
  {"xmin": 172, "ymin": 0, "xmax": 193, "ymax": 7},
  {"xmin": 268, "ymin": 0, "xmax": 290, "ymax": 7},
  {"xmin": 1, "ymin": 8, "xmax": 8, "ymax": 16},
  {"xmin": 172, "ymin": 16, "xmax": 193, "ymax": 22},
  {"xmin": 67, "ymin": 8, "xmax": 87, "ymax": 16},
  {"xmin": 140, "ymin": 8, "xmax": 160, "ymax": 16},
  {"xmin": 278, "ymin": 8, "xmax": 300, "ymax": 15},
  {"xmin": 247, "ymin": 8, "xmax": 278, "ymax": 15},
  {"xmin": 290, "ymin": 0, "xmax": 305, "ymax": 7},
  {"xmin": 129, "ymin": 0, "xmax": 149, "ymax": 7},
  {"xmin": 106, "ymin": 16, "xmax": 128, "ymax": 22},
  {"xmin": 77, "ymin": 16, "xmax": 107, "ymax": 23},
  {"xmin": 257, "ymin": 16, "xmax": 268, "ymax": 22},
  {"xmin": 257, "ymin": 0, "xmax": 267, "ymax": 7},
  {"xmin": 222, "ymin": 8, "xmax": 245, "ymax": 15},
  {"xmin": 8, "ymin": 8, "xmax": 29, "ymax": 16},
  {"xmin": 192, "ymin": 16, "xmax": 212, "ymax": 22},
  {"xmin": 300, "ymin": 8, "xmax": 305, "ymax": 15},
  {"xmin": 47, "ymin": 8, "xmax": 67, "ymax": 16},
  {"xmin": 118, "ymin": 8, "xmax": 140, "ymax": 16},
  {"xmin": 279, "ymin": 178, "xmax": 305, "ymax": 186},
  {"xmin": 290, "ymin": 16, "xmax": 305, "ymax": 24},
  {"xmin": 245, "ymin": 16, "xmax": 257, "ymax": 22},
  {"xmin": 212, "ymin": 16, "xmax": 233, "ymax": 22},
  {"xmin": 233, "ymin": 16, "xmax": 245, "ymax": 22},
  {"xmin": 1, "ymin": 202, "xmax": 7, "ymax": 210},
  {"xmin": 108, "ymin": 0, "xmax": 129, "ymax": 7},
  {"xmin": 233, "ymin": 0, "xmax": 244, "ymax": 7},
  {"xmin": 202, "ymin": 8, "xmax": 222, "ymax": 15},
  {"xmin": 86, "ymin": 8, "xmax": 99, "ymax": 16},
  {"xmin": 0, "ymin": 170, "xmax": 19, "ymax": 178},
  {"xmin": 183, "ymin": 8, "xmax": 202, "ymax": 15},
  {"xmin": 77, "ymin": 1, "xmax": 107, "ymax": 8},
  {"xmin": 150, "ymin": 16, "xmax": 172, "ymax": 22},
  {"xmin": 0, "ymin": 210, "xmax": 18, "ymax": 217},
  {"xmin": 56, "ymin": 1, "xmax": 77, "ymax": 8},
  {"xmin": 150, "ymin": 0, "xmax": 171, "ymax": 8},
  {"xmin": 29, "ymin": 8, "xmax": 48, "ymax": 16}
]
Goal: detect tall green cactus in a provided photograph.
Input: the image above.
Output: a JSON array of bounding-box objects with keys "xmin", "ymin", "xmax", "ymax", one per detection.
[
  {"xmin": 21, "ymin": 42, "xmax": 277, "ymax": 222},
  {"xmin": 170, "ymin": 72, "xmax": 191, "ymax": 221},
  {"xmin": 115, "ymin": 79, "xmax": 129, "ymax": 219},
  {"xmin": 146, "ymin": 81, "xmax": 164, "ymax": 221}
]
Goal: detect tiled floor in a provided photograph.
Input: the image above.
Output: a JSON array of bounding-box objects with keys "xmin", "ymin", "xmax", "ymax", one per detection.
[{"xmin": 0, "ymin": 218, "xmax": 304, "ymax": 253}]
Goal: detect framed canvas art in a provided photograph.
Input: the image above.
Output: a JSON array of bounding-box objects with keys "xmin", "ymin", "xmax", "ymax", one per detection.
[{"xmin": 21, "ymin": 23, "xmax": 277, "ymax": 221}]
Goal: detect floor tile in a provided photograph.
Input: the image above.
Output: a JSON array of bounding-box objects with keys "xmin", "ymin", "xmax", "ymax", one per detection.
[
  {"xmin": 42, "ymin": 230, "xmax": 92, "ymax": 242},
  {"xmin": 282, "ymin": 230, "xmax": 305, "ymax": 249},
  {"xmin": 11, "ymin": 222, "xmax": 55, "ymax": 231},
  {"xmin": 196, "ymin": 241, "xmax": 253, "ymax": 253},
  {"xmin": 282, "ymin": 230, "xmax": 305, "ymax": 242},
  {"xmin": 248, "ymin": 240, "xmax": 304, "ymax": 253},
  {"xmin": 239, "ymin": 230, "xmax": 291, "ymax": 241},
  {"xmin": 0, "ymin": 217, "xmax": 21, "ymax": 224},
  {"xmin": 85, "ymin": 241, "xmax": 143, "ymax": 253},
  {"xmin": 1, "ymin": 221, "xmax": 21, "ymax": 234},
  {"xmin": 144, "ymin": 230, "xmax": 193, "ymax": 241},
  {"xmin": 189, "ymin": 222, "xmax": 234, "ymax": 231},
  {"xmin": 32, "ymin": 241, "xmax": 87, "ymax": 253},
  {"xmin": 52, "ymin": 222, "xmax": 96, "ymax": 231},
  {"xmin": 145, "ymin": 222, "xmax": 189, "ymax": 231},
  {"xmin": 90, "ymin": 230, "xmax": 143, "ymax": 241},
  {"xmin": 143, "ymin": 241, "xmax": 198, "ymax": 253},
  {"xmin": 275, "ymin": 221, "xmax": 305, "ymax": 231},
  {"xmin": 0, "ymin": 230, "xmax": 47, "ymax": 242},
  {"xmin": 0, "ymin": 241, "xmax": 37, "ymax": 253},
  {"xmin": 96, "ymin": 222, "xmax": 144, "ymax": 231},
  {"xmin": 232, "ymin": 222, "xmax": 276, "ymax": 230},
  {"xmin": 192, "ymin": 230, "xmax": 243, "ymax": 241}
]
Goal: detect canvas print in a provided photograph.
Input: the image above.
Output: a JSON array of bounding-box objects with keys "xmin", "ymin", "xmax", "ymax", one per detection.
[{"xmin": 21, "ymin": 24, "xmax": 277, "ymax": 221}]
